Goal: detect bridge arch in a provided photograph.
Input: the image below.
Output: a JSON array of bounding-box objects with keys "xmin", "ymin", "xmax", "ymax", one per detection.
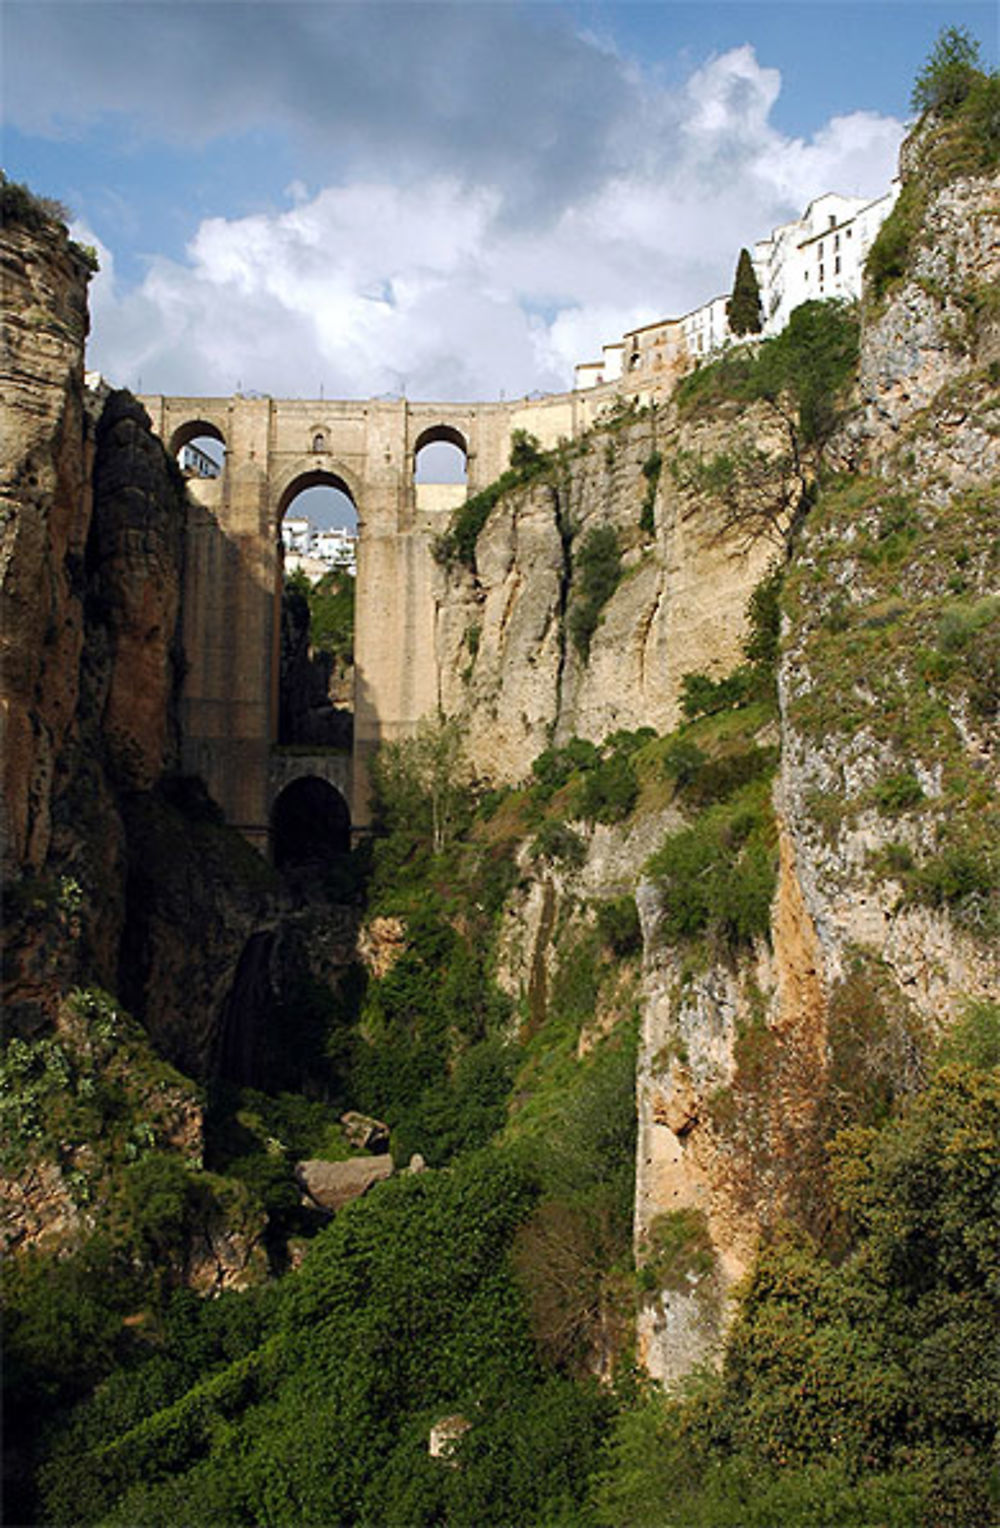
[
  {"xmin": 168, "ymin": 417, "xmax": 227, "ymax": 459},
  {"xmin": 270, "ymin": 769, "xmax": 352, "ymax": 868},
  {"xmin": 274, "ymin": 464, "xmax": 360, "ymax": 525},
  {"xmin": 413, "ymin": 423, "xmax": 469, "ymax": 483}
]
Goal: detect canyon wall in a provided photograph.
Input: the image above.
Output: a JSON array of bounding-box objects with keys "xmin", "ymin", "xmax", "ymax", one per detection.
[
  {"xmin": 427, "ymin": 138, "xmax": 999, "ymax": 1382},
  {"xmin": 0, "ymin": 204, "xmax": 283, "ymax": 1075}
]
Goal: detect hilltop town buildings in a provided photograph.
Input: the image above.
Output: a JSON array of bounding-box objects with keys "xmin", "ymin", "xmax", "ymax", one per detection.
[{"xmin": 574, "ymin": 182, "xmax": 900, "ymax": 393}]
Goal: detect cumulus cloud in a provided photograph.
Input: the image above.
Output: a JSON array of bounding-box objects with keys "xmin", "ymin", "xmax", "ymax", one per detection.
[{"xmin": 55, "ymin": 18, "xmax": 903, "ymax": 400}]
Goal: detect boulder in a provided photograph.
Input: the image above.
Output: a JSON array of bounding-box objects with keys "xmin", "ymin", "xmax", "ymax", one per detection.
[{"xmin": 295, "ymin": 1155, "xmax": 394, "ymax": 1213}]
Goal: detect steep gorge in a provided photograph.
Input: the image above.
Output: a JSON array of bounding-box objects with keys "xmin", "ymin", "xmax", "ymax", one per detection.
[{"xmin": 1, "ymin": 92, "xmax": 998, "ymax": 1526}]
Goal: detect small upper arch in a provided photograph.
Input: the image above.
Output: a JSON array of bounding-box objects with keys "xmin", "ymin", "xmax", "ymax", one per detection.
[
  {"xmin": 168, "ymin": 418, "xmax": 227, "ymax": 459},
  {"xmin": 413, "ymin": 423, "xmax": 469, "ymax": 484},
  {"xmin": 310, "ymin": 427, "xmax": 328, "ymax": 454}
]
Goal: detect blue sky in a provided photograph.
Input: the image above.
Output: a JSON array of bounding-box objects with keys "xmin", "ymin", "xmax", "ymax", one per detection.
[{"xmin": 3, "ymin": 1, "xmax": 997, "ymax": 403}]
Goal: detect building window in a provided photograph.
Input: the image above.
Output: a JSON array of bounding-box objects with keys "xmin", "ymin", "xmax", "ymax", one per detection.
[
  {"xmin": 835, "ymin": 233, "xmax": 840, "ymax": 250},
  {"xmin": 829, "ymin": 214, "xmax": 836, "ymax": 228},
  {"xmin": 818, "ymin": 241, "xmax": 824, "ymax": 258},
  {"xmin": 819, "ymin": 264, "xmax": 825, "ymax": 282},
  {"xmin": 846, "ymin": 227, "xmax": 853, "ymax": 238},
  {"xmin": 835, "ymin": 256, "xmax": 841, "ymax": 275}
]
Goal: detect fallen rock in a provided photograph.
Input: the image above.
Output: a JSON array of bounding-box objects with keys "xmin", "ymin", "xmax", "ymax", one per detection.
[
  {"xmin": 429, "ymin": 1414, "xmax": 471, "ymax": 1463},
  {"xmin": 295, "ymin": 1155, "xmax": 394, "ymax": 1213},
  {"xmin": 340, "ymin": 1110, "xmax": 390, "ymax": 1153}
]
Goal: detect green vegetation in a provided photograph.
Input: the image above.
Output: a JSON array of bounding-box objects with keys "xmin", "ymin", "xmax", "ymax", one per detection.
[
  {"xmin": 597, "ymin": 1056, "xmax": 999, "ymax": 1528},
  {"xmin": 726, "ymin": 246, "xmax": 763, "ymax": 336},
  {"xmin": 287, "ymin": 566, "xmax": 355, "ymax": 665},
  {"xmin": 867, "ymin": 31, "xmax": 999, "ymax": 303},
  {"xmin": 673, "ymin": 302, "xmax": 859, "ymax": 558},
  {"xmin": 783, "ymin": 476, "xmax": 998, "ymax": 941},
  {"xmin": 5, "ymin": 39, "xmax": 998, "ymax": 1518},
  {"xmin": 639, "ymin": 448, "xmax": 662, "ymax": 535},
  {"xmin": 0, "ymin": 171, "xmax": 99, "ymax": 271},
  {"xmin": 646, "ymin": 776, "xmax": 777, "ymax": 951},
  {"xmin": 0, "ymin": 171, "xmax": 70, "ymax": 233},
  {"xmin": 434, "ymin": 430, "xmax": 553, "ymax": 568},
  {"xmin": 569, "ymin": 524, "xmax": 622, "ymax": 658},
  {"xmin": 911, "ymin": 24, "xmax": 985, "ymax": 115}
]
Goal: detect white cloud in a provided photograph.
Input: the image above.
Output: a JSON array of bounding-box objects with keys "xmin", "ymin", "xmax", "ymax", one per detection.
[{"xmin": 78, "ymin": 46, "xmax": 904, "ymax": 401}]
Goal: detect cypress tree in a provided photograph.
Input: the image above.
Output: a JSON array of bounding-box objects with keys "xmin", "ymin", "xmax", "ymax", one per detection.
[{"xmin": 727, "ymin": 248, "xmax": 763, "ymax": 335}]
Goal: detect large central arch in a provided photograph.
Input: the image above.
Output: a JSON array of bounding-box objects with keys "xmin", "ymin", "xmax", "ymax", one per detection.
[{"xmin": 276, "ymin": 467, "xmax": 359, "ymax": 525}]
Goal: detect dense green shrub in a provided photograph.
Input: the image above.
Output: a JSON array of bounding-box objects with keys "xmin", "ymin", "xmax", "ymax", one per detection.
[
  {"xmin": 646, "ymin": 779, "xmax": 778, "ymax": 950},
  {"xmin": 640, "ymin": 449, "xmax": 662, "ymax": 535},
  {"xmin": 752, "ymin": 299, "xmax": 859, "ymax": 447},
  {"xmin": 578, "ymin": 751, "xmax": 639, "ymax": 823},
  {"xmin": 596, "ymin": 895, "xmax": 642, "ymax": 957},
  {"xmin": 679, "ymin": 667, "xmax": 755, "ymax": 720},
  {"xmin": 660, "ymin": 736, "xmax": 707, "ymax": 787},
  {"xmin": 530, "ymin": 819, "xmax": 587, "ymax": 867},
  {"xmin": 874, "ymin": 770, "xmax": 925, "ymax": 813},
  {"xmin": 531, "ymin": 736, "xmax": 600, "ymax": 799},
  {"xmin": 911, "ymin": 25, "xmax": 983, "ymax": 115},
  {"xmin": 910, "ymin": 841, "xmax": 997, "ymax": 930},
  {"xmin": 675, "ymin": 299, "xmax": 858, "ymax": 457},
  {"xmin": 569, "ymin": 525, "xmax": 621, "ymax": 658},
  {"xmin": 0, "ymin": 171, "xmax": 69, "ymax": 231},
  {"xmin": 40, "ymin": 1151, "xmax": 603, "ymax": 1527},
  {"xmin": 597, "ymin": 1062, "xmax": 999, "ymax": 1527}
]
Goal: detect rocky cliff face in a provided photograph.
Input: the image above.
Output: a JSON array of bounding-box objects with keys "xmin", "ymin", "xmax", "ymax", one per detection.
[
  {"xmin": 632, "ymin": 152, "xmax": 999, "ymax": 1382},
  {"xmin": 0, "ymin": 203, "xmax": 286, "ymax": 1080},
  {"xmin": 1, "ymin": 215, "xmax": 94, "ymax": 879},
  {"xmin": 434, "ymin": 403, "xmax": 783, "ymax": 783},
  {"xmin": 428, "ymin": 139, "xmax": 999, "ymax": 1386}
]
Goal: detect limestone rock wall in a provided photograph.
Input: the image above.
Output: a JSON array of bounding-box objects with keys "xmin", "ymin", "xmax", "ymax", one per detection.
[
  {"xmin": 0, "ymin": 207, "xmax": 286, "ymax": 1082},
  {"xmin": 1, "ymin": 216, "xmax": 93, "ymax": 877},
  {"xmin": 434, "ymin": 406, "xmax": 781, "ymax": 785},
  {"xmin": 632, "ymin": 155, "xmax": 1000, "ymax": 1386}
]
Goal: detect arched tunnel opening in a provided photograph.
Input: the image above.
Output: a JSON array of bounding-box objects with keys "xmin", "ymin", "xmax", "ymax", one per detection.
[
  {"xmin": 279, "ymin": 475, "xmax": 356, "ymax": 748},
  {"xmin": 272, "ymin": 775, "xmax": 351, "ymax": 870}
]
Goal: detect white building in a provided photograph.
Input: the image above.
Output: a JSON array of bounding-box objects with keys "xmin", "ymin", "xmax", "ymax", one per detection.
[
  {"xmin": 574, "ymin": 180, "xmax": 900, "ymax": 391},
  {"xmin": 179, "ymin": 442, "xmax": 222, "ymax": 478},
  {"xmin": 680, "ymin": 295, "xmax": 732, "ymax": 359},
  {"xmin": 282, "ymin": 516, "xmax": 311, "ymax": 556},
  {"xmin": 753, "ymin": 186, "xmax": 900, "ymax": 335},
  {"xmin": 281, "ymin": 517, "xmax": 358, "ymax": 580},
  {"xmin": 314, "ymin": 526, "xmax": 357, "ymax": 576}
]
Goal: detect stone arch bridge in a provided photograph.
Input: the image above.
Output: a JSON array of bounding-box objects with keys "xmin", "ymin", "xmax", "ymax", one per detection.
[{"xmin": 140, "ymin": 389, "xmax": 609, "ymax": 852}]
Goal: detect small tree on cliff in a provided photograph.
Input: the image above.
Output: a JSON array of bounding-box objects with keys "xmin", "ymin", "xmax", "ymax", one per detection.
[
  {"xmin": 726, "ymin": 248, "xmax": 763, "ymax": 336},
  {"xmin": 911, "ymin": 25, "xmax": 981, "ymax": 115}
]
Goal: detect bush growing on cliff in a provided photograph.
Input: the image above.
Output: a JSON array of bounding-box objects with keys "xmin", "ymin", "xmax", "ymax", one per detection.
[
  {"xmin": 868, "ymin": 38, "xmax": 999, "ymax": 302},
  {"xmin": 0, "ymin": 171, "xmax": 69, "ymax": 231},
  {"xmin": 569, "ymin": 524, "xmax": 622, "ymax": 659},
  {"xmin": 434, "ymin": 431, "xmax": 552, "ymax": 569},
  {"xmin": 911, "ymin": 25, "xmax": 983, "ymax": 115},
  {"xmin": 596, "ymin": 1060, "xmax": 1000, "ymax": 1527},
  {"xmin": 646, "ymin": 777, "xmax": 778, "ymax": 951}
]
